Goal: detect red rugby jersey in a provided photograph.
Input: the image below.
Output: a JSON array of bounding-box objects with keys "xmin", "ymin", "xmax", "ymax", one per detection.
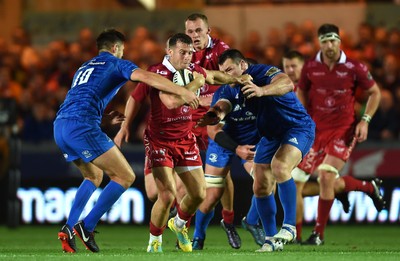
[{"xmin": 298, "ymin": 51, "xmax": 375, "ymax": 131}]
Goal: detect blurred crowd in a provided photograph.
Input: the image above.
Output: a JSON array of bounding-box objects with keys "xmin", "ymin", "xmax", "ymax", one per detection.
[{"xmin": 0, "ymin": 20, "xmax": 399, "ymax": 144}]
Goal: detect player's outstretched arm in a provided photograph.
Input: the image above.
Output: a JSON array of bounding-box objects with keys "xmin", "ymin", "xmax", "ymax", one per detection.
[{"xmin": 130, "ymin": 68, "xmax": 199, "ymax": 109}]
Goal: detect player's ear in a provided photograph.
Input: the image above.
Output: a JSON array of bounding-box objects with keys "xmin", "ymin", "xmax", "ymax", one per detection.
[{"xmin": 207, "ymin": 27, "xmax": 211, "ymax": 35}]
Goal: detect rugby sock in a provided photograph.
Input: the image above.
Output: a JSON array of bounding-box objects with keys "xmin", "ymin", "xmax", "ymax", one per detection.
[
  {"xmin": 278, "ymin": 178, "xmax": 297, "ymax": 226},
  {"xmin": 246, "ymin": 195, "xmax": 259, "ymax": 225},
  {"xmin": 315, "ymin": 198, "xmax": 334, "ymax": 239},
  {"xmin": 175, "ymin": 204, "xmax": 192, "ymax": 229},
  {"xmin": 149, "ymin": 221, "xmax": 165, "ymax": 236},
  {"xmin": 255, "ymin": 194, "xmax": 277, "ymax": 237},
  {"xmin": 342, "ymin": 176, "xmax": 374, "ymax": 194},
  {"xmin": 222, "ymin": 209, "xmax": 234, "ymax": 224},
  {"xmin": 193, "ymin": 209, "xmax": 215, "ymax": 239},
  {"xmin": 83, "ymin": 180, "xmax": 126, "ymax": 232},
  {"xmin": 66, "ymin": 179, "xmax": 96, "ymax": 228},
  {"xmin": 296, "ymin": 222, "xmax": 303, "ymax": 241}
]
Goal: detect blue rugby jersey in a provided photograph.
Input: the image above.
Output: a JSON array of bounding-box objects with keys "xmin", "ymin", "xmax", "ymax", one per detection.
[
  {"xmin": 211, "ymin": 84, "xmax": 259, "ymax": 145},
  {"xmin": 244, "ymin": 64, "xmax": 314, "ymax": 138},
  {"xmin": 56, "ymin": 52, "xmax": 138, "ymax": 124}
]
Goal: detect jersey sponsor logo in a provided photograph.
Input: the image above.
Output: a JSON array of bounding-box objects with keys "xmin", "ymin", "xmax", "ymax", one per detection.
[
  {"xmin": 288, "ymin": 137, "xmax": 298, "ymax": 145},
  {"xmin": 209, "ymin": 153, "xmax": 218, "ymax": 163},
  {"xmin": 156, "ymin": 69, "xmax": 168, "ymax": 75},
  {"xmin": 265, "ymin": 67, "xmax": 281, "ymax": 77},
  {"xmin": 82, "ymin": 150, "xmax": 92, "ymax": 158},
  {"xmin": 336, "ymin": 71, "xmax": 348, "ymax": 77},
  {"xmin": 312, "ymin": 72, "xmax": 325, "ymax": 76}
]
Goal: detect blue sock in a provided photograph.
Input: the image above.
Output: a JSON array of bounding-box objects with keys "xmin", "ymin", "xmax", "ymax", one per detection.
[
  {"xmin": 83, "ymin": 181, "xmax": 126, "ymax": 231},
  {"xmin": 66, "ymin": 179, "xmax": 96, "ymax": 228},
  {"xmin": 246, "ymin": 195, "xmax": 259, "ymax": 225},
  {"xmin": 278, "ymin": 178, "xmax": 297, "ymax": 226},
  {"xmin": 256, "ymin": 194, "xmax": 277, "ymax": 237},
  {"xmin": 193, "ymin": 209, "xmax": 215, "ymax": 240}
]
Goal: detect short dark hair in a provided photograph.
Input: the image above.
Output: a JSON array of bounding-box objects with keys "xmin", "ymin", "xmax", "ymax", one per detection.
[
  {"xmin": 318, "ymin": 23, "xmax": 339, "ymax": 36},
  {"xmin": 283, "ymin": 50, "xmax": 304, "ymax": 62},
  {"xmin": 167, "ymin": 33, "xmax": 192, "ymax": 49},
  {"xmin": 96, "ymin": 29, "xmax": 126, "ymax": 50},
  {"xmin": 218, "ymin": 49, "xmax": 246, "ymax": 65},
  {"xmin": 186, "ymin": 13, "xmax": 209, "ymax": 26}
]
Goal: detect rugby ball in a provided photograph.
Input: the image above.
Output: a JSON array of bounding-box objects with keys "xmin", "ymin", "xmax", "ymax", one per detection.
[{"xmin": 173, "ymin": 69, "xmax": 200, "ymax": 97}]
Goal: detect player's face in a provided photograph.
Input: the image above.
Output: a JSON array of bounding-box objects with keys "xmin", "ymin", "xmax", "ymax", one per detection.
[
  {"xmin": 219, "ymin": 58, "xmax": 246, "ymax": 77},
  {"xmin": 185, "ymin": 18, "xmax": 210, "ymax": 51},
  {"xmin": 168, "ymin": 41, "xmax": 193, "ymax": 70},
  {"xmin": 320, "ymin": 39, "xmax": 340, "ymax": 61},
  {"xmin": 283, "ymin": 57, "xmax": 304, "ymax": 83}
]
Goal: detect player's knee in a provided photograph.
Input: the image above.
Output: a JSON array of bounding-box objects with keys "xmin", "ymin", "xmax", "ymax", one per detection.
[
  {"xmin": 158, "ymin": 190, "xmax": 176, "ymax": 207},
  {"xmin": 317, "ymin": 164, "xmax": 339, "ymax": 183},
  {"xmin": 146, "ymin": 190, "xmax": 158, "ymax": 202},
  {"xmin": 205, "ymin": 174, "xmax": 226, "ymax": 188},
  {"xmin": 271, "ymin": 161, "xmax": 291, "ymax": 180}
]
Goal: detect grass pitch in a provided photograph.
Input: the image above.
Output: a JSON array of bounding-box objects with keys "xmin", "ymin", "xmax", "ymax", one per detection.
[{"xmin": 0, "ymin": 224, "xmax": 399, "ymax": 261}]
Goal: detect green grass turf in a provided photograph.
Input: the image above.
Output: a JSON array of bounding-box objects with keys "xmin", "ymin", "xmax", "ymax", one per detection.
[{"xmin": 0, "ymin": 224, "xmax": 399, "ymax": 260}]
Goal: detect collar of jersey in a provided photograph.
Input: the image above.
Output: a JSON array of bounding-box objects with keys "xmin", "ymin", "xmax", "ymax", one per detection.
[{"xmin": 315, "ymin": 50, "xmax": 346, "ymax": 64}]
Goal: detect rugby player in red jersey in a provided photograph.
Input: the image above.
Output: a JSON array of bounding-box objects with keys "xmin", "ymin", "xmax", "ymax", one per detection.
[{"xmin": 296, "ymin": 24, "xmax": 384, "ymax": 245}]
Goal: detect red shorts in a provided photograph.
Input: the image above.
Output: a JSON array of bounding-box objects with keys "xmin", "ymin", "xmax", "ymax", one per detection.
[
  {"xmin": 143, "ymin": 129, "xmax": 203, "ymax": 170},
  {"xmin": 191, "ymin": 122, "xmax": 208, "ymax": 151},
  {"xmin": 298, "ymin": 125, "xmax": 356, "ymax": 175}
]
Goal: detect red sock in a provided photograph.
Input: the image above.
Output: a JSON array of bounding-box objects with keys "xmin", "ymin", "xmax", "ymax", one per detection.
[
  {"xmin": 176, "ymin": 204, "xmax": 193, "ymax": 221},
  {"xmin": 149, "ymin": 221, "xmax": 165, "ymax": 236},
  {"xmin": 222, "ymin": 209, "xmax": 234, "ymax": 224},
  {"xmin": 342, "ymin": 176, "xmax": 374, "ymax": 194},
  {"xmin": 314, "ymin": 198, "xmax": 334, "ymax": 239},
  {"xmin": 296, "ymin": 222, "xmax": 303, "ymax": 241},
  {"xmin": 186, "ymin": 216, "xmax": 192, "ymax": 229}
]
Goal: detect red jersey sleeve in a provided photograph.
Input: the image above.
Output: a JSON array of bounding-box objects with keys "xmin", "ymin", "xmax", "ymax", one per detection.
[
  {"xmin": 131, "ymin": 83, "xmax": 150, "ymax": 103},
  {"xmin": 354, "ymin": 61, "xmax": 376, "ymax": 90}
]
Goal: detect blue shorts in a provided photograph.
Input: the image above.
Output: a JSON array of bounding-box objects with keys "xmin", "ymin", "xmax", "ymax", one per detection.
[
  {"xmin": 254, "ymin": 126, "xmax": 315, "ymax": 164},
  {"xmin": 53, "ymin": 118, "xmax": 114, "ymax": 163},
  {"xmin": 205, "ymin": 140, "xmax": 246, "ymax": 168}
]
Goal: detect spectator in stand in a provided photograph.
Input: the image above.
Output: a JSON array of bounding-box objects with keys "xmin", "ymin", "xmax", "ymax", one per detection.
[{"xmin": 368, "ymin": 88, "xmax": 399, "ymax": 141}]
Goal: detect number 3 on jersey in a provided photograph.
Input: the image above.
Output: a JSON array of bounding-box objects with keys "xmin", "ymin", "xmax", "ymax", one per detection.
[{"xmin": 72, "ymin": 68, "xmax": 94, "ymax": 87}]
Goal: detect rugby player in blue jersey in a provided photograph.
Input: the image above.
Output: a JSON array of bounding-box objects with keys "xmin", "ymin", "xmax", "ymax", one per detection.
[
  {"xmin": 54, "ymin": 29, "xmax": 199, "ymax": 253},
  {"xmin": 214, "ymin": 49, "xmax": 315, "ymax": 252},
  {"xmin": 192, "ymin": 78, "xmax": 265, "ymax": 250}
]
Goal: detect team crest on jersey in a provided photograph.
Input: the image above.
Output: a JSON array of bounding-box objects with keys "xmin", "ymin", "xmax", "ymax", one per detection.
[
  {"xmin": 209, "ymin": 153, "xmax": 218, "ymax": 163},
  {"xmin": 265, "ymin": 67, "xmax": 281, "ymax": 77},
  {"xmin": 324, "ymin": 96, "xmax": 336, "ymax": 107},
  {"xmin": 200, "ymin": 83, "xmax": 209, "ymax": 94},
  {"xmin": 344, "ymin": 62, "xmax": 355, "ymax": 69},
  {"xmin": 181, "ymin": 105, "xmax": 190, "ymax": 114}
]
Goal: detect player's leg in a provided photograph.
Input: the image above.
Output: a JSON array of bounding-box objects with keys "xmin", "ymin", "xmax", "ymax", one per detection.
[
  {"xmin": 193, "ymin": 164, "xmax": 229, "ymax": 250},
  {"xmin": 147, "ymin": 166, "xmax": 177, "ymax": 253},
  {"xmin": 144, "ymin": 156, "xmax": 158, "ymax": 202},
  {"xmin": 334, "ymin": 176, "xmax": 385, "ymax": 211},
  {"xmin": 74, "ymin": 146, "xmax": 136, "ymax": 252},
  {"xmin": 270, "ymin": 144, "xmax": 302, "ymax": 244},
  {"xmin": 291, "ymin": 167, "xmax": 311, "ymax": 243},
  {"xmin": 219, "ymin": 171, "xmax": 241, "ymax": 249},
  {"xmin": 241, "ymin": 162, "xmax": 265, "ymax": 246},
  {"xmin": 59, "ymin": 160, "xmax": 102, "ymax": 253},
  {"xmin": 303, "ymin": 155, "xmax": 345, "ymax": 246},
  {"xmin": 169, "ymin": 166, "xmax": 206, "ymax": 252}
]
